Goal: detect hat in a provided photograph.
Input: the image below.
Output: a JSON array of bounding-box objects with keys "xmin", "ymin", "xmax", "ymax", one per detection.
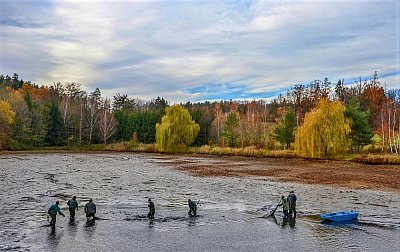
[
  {"xmin": 56, "ymin": 201, "xmax": 59, "ymax": 204},
  {"xmin": 148, "ymin": 198, "xmax": 151, "ymax": 202}
]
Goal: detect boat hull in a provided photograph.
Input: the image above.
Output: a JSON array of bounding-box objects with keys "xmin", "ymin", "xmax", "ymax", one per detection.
[{"xmin": 320, "ymin": 211, "xmax": 358, "ymax": 221}]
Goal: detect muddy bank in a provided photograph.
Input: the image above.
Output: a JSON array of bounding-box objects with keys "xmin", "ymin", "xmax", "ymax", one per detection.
[{"xmin": 157, "ymin": 156, "xmax": 400, "ymax": 191}]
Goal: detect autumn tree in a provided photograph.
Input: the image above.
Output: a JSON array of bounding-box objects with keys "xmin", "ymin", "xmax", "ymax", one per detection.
[
  {"xmin": 8, "ymin": 89, "xmax": 33, "ymax": 149},
  {"xmin": 380, "ymin": 96, "xmax": 400, "ymax": 154},
  {"xmin": 156, "ymin": 105, "xmax": 199, "ymax": 152},
  {"xmin": 295, "ymin": 99, "xmax": 350, "ymax": 158},
  {"xmin": 0, "ymin": 100, "xmax": 16, "ymax": 149},
  {"xmin": 211, "ymin": 103, "xmax": 224, "ymax": 145},
  {"xmin": 20, "ymin": 83, "xmax": 50, "ymax": 147}
]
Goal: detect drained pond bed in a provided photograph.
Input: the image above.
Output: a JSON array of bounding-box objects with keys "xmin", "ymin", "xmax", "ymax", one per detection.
[{"xmin": 0, "ymin": 153, "xmax": 399, "ymax": 251}]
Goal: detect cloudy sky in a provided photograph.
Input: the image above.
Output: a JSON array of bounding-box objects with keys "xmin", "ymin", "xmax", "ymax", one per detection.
[{"xmin": 0, "ymin": 0, "xmax": 399, "ymax": 103}]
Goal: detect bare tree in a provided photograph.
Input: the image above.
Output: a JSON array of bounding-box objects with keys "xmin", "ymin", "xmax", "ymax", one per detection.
[
  {"xmin": 86, "ymin": 88, "xmax": 102, "ymax": 144},
  {"xmin": 98, "ymin": 98, "xmax": 116, "ymax": 144},
  {"xmin": 58, "ymin": 82, "xmax": 85, "ymax": 145}
]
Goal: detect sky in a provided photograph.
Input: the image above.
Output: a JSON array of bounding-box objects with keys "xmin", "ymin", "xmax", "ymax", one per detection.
[{"xmin": 0, "ymin": 0, "xmax": 399, "ymax": 104}]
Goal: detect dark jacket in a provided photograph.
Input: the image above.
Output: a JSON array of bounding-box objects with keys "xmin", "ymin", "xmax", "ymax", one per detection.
[
  {"xmin": 148, "ymin": 201, "xmax": 155, "ymax": 211},
  {"xmin": 287, "ymin": 194, "xmax": 297, "ymax": 208},
  {"xmin": 84, "ymin": 202, "xmax": 96, "ymax": 214},
  {"xmin": 188, "ymin": 201, "xmax": 197, "ymax": 210},
  {"xmin": 48, "ymin": 204, "xmax": 63, "ymax": 216},
  {"xmin": 67, "ymin": 199, "xmax": 78, "ymax": 210}
]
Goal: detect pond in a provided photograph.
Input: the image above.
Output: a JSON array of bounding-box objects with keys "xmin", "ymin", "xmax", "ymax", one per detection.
[{"xmin": 0, "ymin": 153, "xmax": 399, "ymax": 251}]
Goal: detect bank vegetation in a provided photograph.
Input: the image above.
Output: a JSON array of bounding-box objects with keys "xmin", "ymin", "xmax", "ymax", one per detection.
[{"xmin": 1, "ymin": 72, "xmax": 399, "ymax": 165}]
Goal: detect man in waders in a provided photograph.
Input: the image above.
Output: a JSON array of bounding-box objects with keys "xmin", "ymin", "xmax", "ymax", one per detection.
[
  {"xmin": 287, "ymin": 191, "xmax": 297, "ymax": 218},
  {"xmin": 147, "ymin": 198, "xmax": 155, "ymax": 219},
  {"xmin": 278, "ymin": 195, "xmax": 289, "ymax": 218},
  {"xmin": 48, "ymin": 201, "xmax": 65, "ymax": 228},
  {"xmin": 188, "ymin": 199, "xmax": 197, "ymax": 216},
  {"xmin": 67, "ymin": 196, "xmax": 79, "ymax": 220},
  {"xmin": 84, "ymin": 198, "xmax": 96, "ymax": 221}
]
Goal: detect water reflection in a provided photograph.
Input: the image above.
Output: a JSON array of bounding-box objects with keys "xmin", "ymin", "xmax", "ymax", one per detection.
[
  {"xmin": 85, "ymin": 219, "xmax": 96, "ymax": 227},
  {"xmin": 188, "ymin": 215, "xmax": 197, "ymax": 227},
  {"xmin": 321, "ymin": 219, "xmax": 358, "ymax": 226},
  {"xmin": 83, "ymin": 220, "xmax": 96, "ymax": 240},
  {"xmin": 270, "ymin": 215, "xmax": 296, "ymax": 228},
  {"xmin": 286, "ymin": 217, "xmax": 296, "ymax": 228},
  {"xmin": 148, "ymin": 219, "xmax": 155, "ymax": 229},
  {"xmin": 47, "ymin": 226, "xmax": 62, "ymax": 250},
  {"xmin": 67, "ymin": 219, "xmax": 78, "ymax": 240}
]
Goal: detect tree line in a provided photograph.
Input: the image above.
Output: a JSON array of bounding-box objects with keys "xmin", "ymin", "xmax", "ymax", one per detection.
[{"xmin": 0, "ymin": 72, "xmax": 399, "ymax": 157}]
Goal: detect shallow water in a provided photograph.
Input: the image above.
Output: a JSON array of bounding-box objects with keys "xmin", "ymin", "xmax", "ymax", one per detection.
[{"xmin": 0, "ymin": 153, "xmax": 399, "ymax": 251}]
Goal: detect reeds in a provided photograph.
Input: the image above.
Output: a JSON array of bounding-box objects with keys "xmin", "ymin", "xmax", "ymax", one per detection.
[
  {"xmin": 352, "ymin": 154, "xmax": 400, "ymax": 165},
  {"xmin": 104, "ymin": 141, "xmax": 157, "ymax": 152},
  {"xmin": 188, "ymin": 145, "xmax": 296, "ymax": 158}
]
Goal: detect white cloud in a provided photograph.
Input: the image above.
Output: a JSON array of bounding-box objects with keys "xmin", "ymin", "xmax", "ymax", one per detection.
[{"xmin": 0, "ymin": 0, "xmax": 398, "ymax": 103}]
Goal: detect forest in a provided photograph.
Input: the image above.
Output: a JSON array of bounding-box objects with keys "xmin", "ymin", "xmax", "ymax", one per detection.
[{"xmin": 0, "ymin": 72, "xmax": 399, "ymax": 158}]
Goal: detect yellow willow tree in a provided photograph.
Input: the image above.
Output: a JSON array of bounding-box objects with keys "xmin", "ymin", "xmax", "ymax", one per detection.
[
  {"xmin": 156, "ymin": 105, "xmax": 200, "ymax": 153},
  {"xmin": 0, "ymin": 100, "xmax": 16, "ymax": 149},
  {"xmin": 295, "ymin": 99, "xmax": 350, "ymax": 158}
]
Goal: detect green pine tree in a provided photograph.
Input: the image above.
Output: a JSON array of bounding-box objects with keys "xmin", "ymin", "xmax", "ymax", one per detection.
[
  {"xmin": 345, "ymin": 99, "xmax": 373, "ymax": 151},
  {"xmin": 274, "ymin": 109, "xmax": 296, "ymax": 149}
]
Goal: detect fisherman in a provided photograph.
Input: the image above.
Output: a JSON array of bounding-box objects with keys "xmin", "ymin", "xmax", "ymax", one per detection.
[
  {"xmin": 278, "ymin": 195, "xmax": 289, "ymax": 218},
  {"xmin": 147, "ymin": 198, "xmax": 155, "ymax": 219},
  {"xmin": 188, "ymin": 199, "xmax": 197, "ymax": 216},
  {"xmin": 48, "ymin": 201, "xmax": 65, "ymax": 228},
  {"xmin": 287, "ymin": 191, "xmax": 297, "ymax": 218},
  {"xmin": 84, "ymin": 198, "xmax": 96, "ymax": 221},
  {"xmin": 67, "ymin": 196, "xmax": 79, "ymax": 220}
]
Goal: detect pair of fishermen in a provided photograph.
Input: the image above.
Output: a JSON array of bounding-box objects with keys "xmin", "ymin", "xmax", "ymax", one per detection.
[
  {"xmin": 146, "ymin": 198, "xmax": 198, "ymax": 219},
  {"xmin": 68, "ymin": 197, "xmax": 97, "ymax": 220},
  {"xmin": 278, "ymin": 191, "xmax": 297, "ymax": 219},
  {"xmin": 48, "ymin": 197, "xmax": 96, "ymax": 228}
]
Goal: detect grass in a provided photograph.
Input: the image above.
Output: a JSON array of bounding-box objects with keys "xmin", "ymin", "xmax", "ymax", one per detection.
[
  {"xmin": 351, "ymin": 154, "xmax": 400, "ymax": 165},
  {"xmin": 188, "ymin": 145, "xmax": 297, "ymax": 158},
  {"xmin": 103, "ymin": 141, "xmax": 157, "ymax": 152}
]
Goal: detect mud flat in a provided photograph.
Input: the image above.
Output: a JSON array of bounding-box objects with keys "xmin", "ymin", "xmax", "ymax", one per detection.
[{"xmin": 159, "ymin": 155, "xmax": 400, "ymax": 191}]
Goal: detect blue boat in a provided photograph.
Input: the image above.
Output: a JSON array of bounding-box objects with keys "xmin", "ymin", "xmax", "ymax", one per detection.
[{"xmin": 320, "ymin": 211, "xmax": 358, "ymax": 221}]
